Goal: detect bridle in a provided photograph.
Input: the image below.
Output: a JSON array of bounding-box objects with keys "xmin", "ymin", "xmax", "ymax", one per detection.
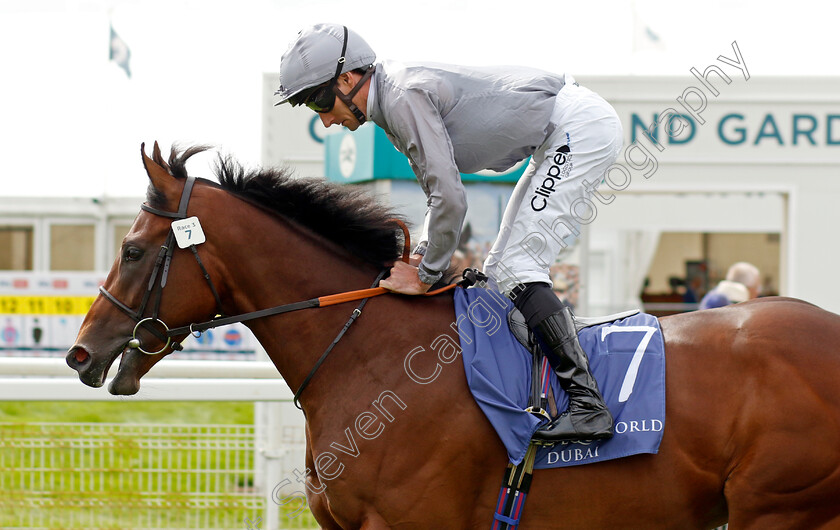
[
  {"xmin": 97, "ymin": 175, "xmax": 481, "ymax": 408},
  {"xmin": 98, "ymin": 175, "xmax": 385, "ymax": 355},
  {"xmin": 99, "ymin": 176, "xmax": 224, "ymax": 355}
]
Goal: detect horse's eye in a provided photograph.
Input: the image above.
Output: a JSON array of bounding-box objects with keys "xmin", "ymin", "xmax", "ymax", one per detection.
[{"xmin": 123, "ymin": 247, "xmax": 144, "ymax": 262}]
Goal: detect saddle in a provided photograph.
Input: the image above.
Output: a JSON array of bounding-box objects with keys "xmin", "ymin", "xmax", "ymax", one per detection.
[{"xmin": 506, "ymin": 307, "xmax": 641, "ymax": 352}]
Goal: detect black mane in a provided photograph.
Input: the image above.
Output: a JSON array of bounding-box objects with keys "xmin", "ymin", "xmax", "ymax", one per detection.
[{"xmin": 148, "ymin": 145, "xmax": 404, "ymax": 267}]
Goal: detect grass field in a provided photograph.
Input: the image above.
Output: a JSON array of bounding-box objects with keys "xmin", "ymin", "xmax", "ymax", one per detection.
[
  {"xmin": 0, "ymin": 401, "xmax": 318, "ymax": 529},
  {"xmin": 0, "ymin": 400, "xmax": 255, "ymax": 425}
]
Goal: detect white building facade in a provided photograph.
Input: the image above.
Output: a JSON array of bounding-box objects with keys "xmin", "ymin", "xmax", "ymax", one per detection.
[
  {"xmin": 261, "ymin": 73, "xmax": 840, "ymax": 315},
  {"xmin": 1, "ymin": 74, "xmax": 837, "ymax": 316}
]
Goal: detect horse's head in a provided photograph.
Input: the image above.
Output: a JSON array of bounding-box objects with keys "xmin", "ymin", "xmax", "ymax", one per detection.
[{"xmin": 66, "ymin": 142, "xmax": 226, "ymax": 395}]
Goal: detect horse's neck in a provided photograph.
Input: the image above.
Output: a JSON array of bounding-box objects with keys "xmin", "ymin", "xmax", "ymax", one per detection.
[{"xmin": 220, "ymin": 211, "xmax": 385, "ymax": 391}]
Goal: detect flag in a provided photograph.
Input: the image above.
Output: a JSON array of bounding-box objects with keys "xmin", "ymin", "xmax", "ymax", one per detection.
[
  {"xmin": 631, "ymin": 1, "xmax": 665, "ymax": 53},
  {"xmin": 109, "ymin": 24, "xmax": 131, "ymax": 78}
]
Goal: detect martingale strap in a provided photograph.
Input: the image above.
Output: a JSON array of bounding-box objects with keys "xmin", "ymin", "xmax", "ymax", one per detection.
[
  {"xmin": 292, "ymin": 269, "xmax": 388, "ymax": 410},
  {"xmin": 169, "ymin": 267, "xmax": 487, "ymax": 411}
]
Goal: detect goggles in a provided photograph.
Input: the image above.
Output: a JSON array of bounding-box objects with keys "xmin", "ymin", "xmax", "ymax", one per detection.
[
  {"xmin": 289, "ymin": 81, "xmax": 335, "ymax": 113},
  {"xmin": 303, "ymin": 82, "xmax": 337, "ymax": 113}
]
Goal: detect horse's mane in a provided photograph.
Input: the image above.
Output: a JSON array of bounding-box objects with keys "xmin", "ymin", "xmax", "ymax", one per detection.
[{"xmin": 148, "ymin": 145, "xmax": 404, "ymax": 267}]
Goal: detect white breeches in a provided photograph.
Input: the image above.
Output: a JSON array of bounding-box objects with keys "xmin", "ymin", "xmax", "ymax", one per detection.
[{"xmin": 483, "ymin": 75, "xmax": 623, "ymax": 295}]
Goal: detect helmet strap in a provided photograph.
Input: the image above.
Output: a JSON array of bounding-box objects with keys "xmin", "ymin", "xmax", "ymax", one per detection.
[{"xmin": 332, "ymin": 65, "xmax": 375, "ymax": 125}]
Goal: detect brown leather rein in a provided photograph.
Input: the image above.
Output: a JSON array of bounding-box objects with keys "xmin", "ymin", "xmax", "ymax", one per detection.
[
  {"xmin": 98, "ymin": 176, "xmax": 480, "ymax": 409},
  {"xmin": 160, "ymin": 217, "xmax": 462, "ymax": 339}
]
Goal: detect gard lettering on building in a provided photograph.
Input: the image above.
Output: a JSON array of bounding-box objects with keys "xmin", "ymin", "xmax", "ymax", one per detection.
[{"xmin": 631, "ymin": 112, "xmax": 840, "ymax": 147}]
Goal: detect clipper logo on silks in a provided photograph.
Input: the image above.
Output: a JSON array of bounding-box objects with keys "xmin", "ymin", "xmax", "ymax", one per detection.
[{"xmin": 530, "ymin": 144, "xmax": 572, "ymax": 212}]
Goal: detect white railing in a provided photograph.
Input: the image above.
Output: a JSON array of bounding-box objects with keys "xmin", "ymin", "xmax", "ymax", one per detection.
[
  {"xmin": 0, "ymin": 357, "xmax": 282, "ymax": 377},
  {"xmin": 0, "ymin": 357, "xmax": 291, "ymax": 401},
  {"xmin": 1, "ymin": 422, "xmax": 262, "ymax": 529},
  {"xmin": 0, "ymin": 355, "xmax": 309, "ymax": 530}
]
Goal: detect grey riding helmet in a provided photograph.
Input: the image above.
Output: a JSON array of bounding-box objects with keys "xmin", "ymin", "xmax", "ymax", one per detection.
[{"xmin": 274, "ymin": 23, "xmax": 376, "ymax": 106}]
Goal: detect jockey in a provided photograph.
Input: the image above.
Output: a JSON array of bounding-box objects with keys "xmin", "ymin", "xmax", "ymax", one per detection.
[{"xmin": 275, "ymin": 23, "xmax": 622, "ymax": 443}]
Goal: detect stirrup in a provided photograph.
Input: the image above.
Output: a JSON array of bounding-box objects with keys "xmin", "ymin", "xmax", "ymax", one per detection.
[
  {"xmin": 532, "ymin": 410, "xmax": 614, "ymax": 444},
  {"xmin": 524, "ymin": 406, "xmax": 551, "ymax": 423}
]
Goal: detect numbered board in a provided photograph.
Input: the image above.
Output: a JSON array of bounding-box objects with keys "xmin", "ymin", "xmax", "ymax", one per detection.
[{"xmin": 171, "ymin": 217, "xmax": 206, "ymax": 248}]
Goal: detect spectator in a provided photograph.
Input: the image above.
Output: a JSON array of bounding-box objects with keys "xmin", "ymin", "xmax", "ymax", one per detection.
[{"xmin": 699, "ymin": 262, "xmax": 761, "ymax": 310}]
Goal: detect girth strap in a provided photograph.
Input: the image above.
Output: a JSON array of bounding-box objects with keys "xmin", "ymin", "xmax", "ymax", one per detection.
[
  {"xmin": 492, "ymin": 305, "xmax": 550, "ymax": 530},
  {"xmin": 492, "ymin": 443, "xmax": 537, "ymax": 530}
]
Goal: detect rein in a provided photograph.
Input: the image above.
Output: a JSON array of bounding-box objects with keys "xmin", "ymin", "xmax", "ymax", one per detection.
[
  {"xmin": 166, "ymin": 272, "xmax": 460, "ymax": 338},
  {"xmin": 165, "ymin": 216, "xmax": 456, "ymax": 337},
  {"xmin": 98, "ymin": 176, "xmax": 482, "ymax": 408}
]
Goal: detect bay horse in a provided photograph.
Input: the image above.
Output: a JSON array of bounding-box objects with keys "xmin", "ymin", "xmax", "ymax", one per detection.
[{"xmin": 67, "ymin": 143, "xmax": 840, "ymax": 529}]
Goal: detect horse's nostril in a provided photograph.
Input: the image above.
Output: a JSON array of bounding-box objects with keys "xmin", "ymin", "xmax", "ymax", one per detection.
[{"xmin": 74, "ymin": 348, "xmax": 89, "ymax": 364}]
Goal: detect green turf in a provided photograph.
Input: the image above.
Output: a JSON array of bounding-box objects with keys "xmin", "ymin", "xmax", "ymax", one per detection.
[
  {"xmin": 0, "ymin": 400, "xmax": 255, "ymax": 424},
  {"xmin": 0, "ymin": 402, "xmax": 319, "ymax": 528}
]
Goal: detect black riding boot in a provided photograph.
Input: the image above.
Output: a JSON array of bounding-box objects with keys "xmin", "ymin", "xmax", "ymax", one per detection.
[
  {"xmin": 511, "ymin": 282, "xmax": 613, "ymax": 443},
  {"xmin": 531, "ymin": 308, "xmax": 613, "ymax": 443}
]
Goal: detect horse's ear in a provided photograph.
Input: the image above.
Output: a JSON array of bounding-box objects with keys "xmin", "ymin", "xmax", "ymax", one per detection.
[
  {"xmin": 151, "ymin": 141, "xmax": 171, "ymax": 172},
  {"xmin": 140, "ymin": 142, "xmax": 180, "ymax": 208}
]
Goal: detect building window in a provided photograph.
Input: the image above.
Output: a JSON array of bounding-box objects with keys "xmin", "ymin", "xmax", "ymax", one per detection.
[
  {"xmin": 0, "ymin": 226, "xmax": 34, "ymax": 270},
  {"xmin": 50, "ymin": 224, "xmax": 95, "ymax": 271}
]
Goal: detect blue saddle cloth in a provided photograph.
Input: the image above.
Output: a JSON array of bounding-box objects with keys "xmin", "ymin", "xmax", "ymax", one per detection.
[{"xmin": 454, "ymin": 286, "xmax": 666, "ymax": 469}]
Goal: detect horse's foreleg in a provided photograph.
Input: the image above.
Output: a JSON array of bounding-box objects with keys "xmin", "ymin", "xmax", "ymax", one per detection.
[
  {"xmin": 308, "ymin": 488, "xmax": 341, "ymax": 530},
  {"xmin": 304, "ymin": 426, "xmax": 342, "ymax": 530},
  {"xmin": 359, "ymin": 512, "xmax": 391, "ymax": 529}
]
